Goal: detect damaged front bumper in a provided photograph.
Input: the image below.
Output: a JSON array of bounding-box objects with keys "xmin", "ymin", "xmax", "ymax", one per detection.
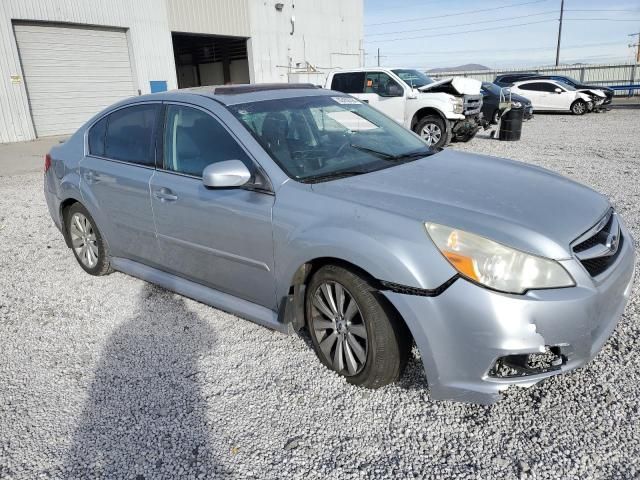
[{"xmin": 382, "ymin": 227, "xmax": 635, "ymax": 405}]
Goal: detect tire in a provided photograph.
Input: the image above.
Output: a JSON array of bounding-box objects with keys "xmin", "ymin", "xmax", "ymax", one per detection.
[
  {"xmin": 492, "ymin": 109, "xmax": 501, "ymax": 124},
  {"xmin": 571, "ymin": 100, "xmax": 587, "ymax": 115},
  {"xmin": 305, "ymin": 264, "xmax": 409, "ymax": 389},
  {"xmin": 413, "ymin": 115, "xmax": 451, "ymax": 149},
  {"xmin": 64, "ymin": 203, "xmax": 112, "ymax": 276}
]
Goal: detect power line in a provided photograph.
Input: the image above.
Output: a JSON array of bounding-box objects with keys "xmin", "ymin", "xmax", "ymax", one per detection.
[
  {"xmin": 565, "ymin": 9, "xmax": 640, "ymax": 13},
  {"xmin": 366, "ymin": 10, "xmax": 557, "ymax": 37},
  {"xmin": 365, "ymin": 0, "xmax": 551, "ymax": 27},
  {"xmin": 563, "ymin": 18, "xmax": 640, "ymax": 22},
  {"xmin": 365, "ymin": 19, "xmax": 555, "ymax": 43},
  {"xmin": 381, "ymin": 40, "xmax": 623, "ymax": 57}
]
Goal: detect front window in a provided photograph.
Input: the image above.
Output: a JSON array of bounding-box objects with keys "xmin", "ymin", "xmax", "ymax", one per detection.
[
  {"xmin": 392, "ymin": 69, "xmax": 434, "ymax": 88},
  {"xmin": 229, "ymin": 95, "xmax": 432, "ymax": 182}
]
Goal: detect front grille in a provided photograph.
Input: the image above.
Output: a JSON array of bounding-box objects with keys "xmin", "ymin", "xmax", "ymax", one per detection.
[
  {"xmin": 580, "ymin": 236, "xmax": 623, "ymax": 276},
  {"xmin": 463, "ymin": 94, "xmax": 482, "ymax": 115},
  {"xmin": 572, "ymin": 209, "xmax": 622, "ymax": 277}
]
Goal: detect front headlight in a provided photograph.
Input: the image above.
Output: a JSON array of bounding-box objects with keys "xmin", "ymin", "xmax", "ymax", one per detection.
[
  {"xmin": 425, "ymin": 223, "xmax": 574, "ymax": 294},
  {"xmin": 511, "ymin": 101, "xmax": 522, "ymax": 108},
  {"xmin": 451, "ymin": 97, "xmax": 464, "ymax": 114}
]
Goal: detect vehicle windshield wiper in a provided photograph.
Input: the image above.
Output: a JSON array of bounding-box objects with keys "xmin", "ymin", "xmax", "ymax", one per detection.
[
  {"xmin": 300, "ymin": 170, "xmax": 369, "ymax": 184},
  {"xmin": 350, "ymin": 143, "xmax": 432, "ymax": 162}
]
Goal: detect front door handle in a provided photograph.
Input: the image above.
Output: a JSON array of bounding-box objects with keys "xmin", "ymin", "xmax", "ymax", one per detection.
[
  {"xmin": 154, "ymin": 187, "xmax": 178, "ymax": 202},
  {"xmin": 361, "ymin": 99, "xmax": 369, "ymax": 103}
]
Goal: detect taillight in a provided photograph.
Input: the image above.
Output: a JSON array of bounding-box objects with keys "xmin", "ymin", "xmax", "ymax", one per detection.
[{"xmin": 44, "ymin": 153, "xmax": 52, "ymax": 173}]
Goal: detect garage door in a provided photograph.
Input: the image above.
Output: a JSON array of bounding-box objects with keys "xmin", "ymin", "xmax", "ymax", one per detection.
[{"xmin": 14, "ymin": 23, "xmax": 136, "ymax": 137}]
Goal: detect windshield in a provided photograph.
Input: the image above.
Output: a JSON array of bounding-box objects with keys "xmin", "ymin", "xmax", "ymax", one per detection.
[
  {"xmin": 481, "ymin": 82, "xmax": 502, "ymax": 95},
  {"xmin": 556, "ymin": 76, "xmax": 579, "ymax": 87},
  {"xmin": 391, "ymin": 69, "xmax": 434, "ymax": 88},
  {"xmin": 229, "ymin": 95, "xmax": 432, "ymax": 182},
  {"xmin": 557, "ymin": 81, "xmax": 577, "ymax": 91}
]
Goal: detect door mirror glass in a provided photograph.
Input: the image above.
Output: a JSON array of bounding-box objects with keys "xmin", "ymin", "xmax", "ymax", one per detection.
[
  {"xmin": 202, "ymin": 160, "xmax": 251, "ymax": 188},
  {"xmin": 554, "ymin": 87, "xmax": 563, "ymax": 93},
  {"xmin": 384, "ymin": 83, "xmax": 403, "ymax": 97}
]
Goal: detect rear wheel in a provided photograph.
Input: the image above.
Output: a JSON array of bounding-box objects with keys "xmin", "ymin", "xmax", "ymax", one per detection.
[
  {"xmin": 413, "ymin": 115, "xmax": 450, "ymax": 149},
  {"xmin": 571, "ymin": 100, "xmax": 587, "ymax": 115},
  {"xmin": 306, "ymin": 265, "xmax": 409, "ymax": 388},
  {"xmin": 65, "ymin": 203, "xmax": 112, "ymax": 276}
]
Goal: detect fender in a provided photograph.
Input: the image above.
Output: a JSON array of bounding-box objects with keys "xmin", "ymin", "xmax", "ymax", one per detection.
[{"xmin": 275, "ymin": 225, "xmax": 454, "ymax": 303}]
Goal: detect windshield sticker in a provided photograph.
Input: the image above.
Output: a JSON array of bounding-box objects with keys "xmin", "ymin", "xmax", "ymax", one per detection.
[
  {"xmin": 332, "ymin": 96, "xmax": 361, "ymax": 105},
  {"xmin": 326, "ymin": 111, "xmax": 378, "ymax": 131}
]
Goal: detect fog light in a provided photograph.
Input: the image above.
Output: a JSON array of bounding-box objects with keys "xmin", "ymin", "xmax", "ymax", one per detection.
[{"xmin": 489, "ymin": 346, "xmax": 566, "ymax": 378}]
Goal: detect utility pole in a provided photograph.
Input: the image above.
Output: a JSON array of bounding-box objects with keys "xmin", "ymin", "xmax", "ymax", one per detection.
[
  {"xmin": 555, "ymin": 0, "xmax": 564, "ymax": 66},
  {"xmin": 377, "ymin": 48, "xmax": 381, "ymax": 67},
  {"xmin": 629, "ymin": 32, "xmax": 640, "ymax": 63}
]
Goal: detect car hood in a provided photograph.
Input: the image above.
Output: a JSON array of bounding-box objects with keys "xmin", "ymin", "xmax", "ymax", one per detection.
[
  {"xmin": 510, "ymin": 92, "xmax": 531, "ymax": 105},
  {"xmin": 418, "ymin": 77, "xmax": 482, "ymax": 95},
  {"xmin": 311, "ymin": 150, "xmax": 609, "ymax": 259},
  {"xmin": 578, "ymin": 88, "xmax": 606, "ymax": 98}
]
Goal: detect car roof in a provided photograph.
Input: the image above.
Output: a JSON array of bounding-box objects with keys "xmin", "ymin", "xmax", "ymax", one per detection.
[
  {"xmin": 120, "ymin": 83, "xmax": 343, "ymax": 107},
  {"xmin": 189, "ymin": 83, "xmax": 338, "ymax": 106},
  {"xmin": 513, "ymin": 78, "xmax": 558, "ymax": 84}
]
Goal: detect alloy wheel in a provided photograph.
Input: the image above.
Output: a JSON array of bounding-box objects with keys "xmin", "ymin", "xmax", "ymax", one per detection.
[
  {"xmin": 310, "ymin": 281, "xmax": 368, "ymax": 376},
  {"xmin": 69, "ymin": 212, "xmax": 99, "ymax": 268},
  {"xmin": 573, "ymin": 102, "xmax": 585, "ymax": 115},
  {"xmin": 420, "ymin": 123, "xmax": 442, "ymax": 146}
]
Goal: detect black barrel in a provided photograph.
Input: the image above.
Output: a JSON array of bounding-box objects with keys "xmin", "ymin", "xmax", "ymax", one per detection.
[{"xmin": 498, "ymin": 107, "xmax": 524, "ymax": 141}]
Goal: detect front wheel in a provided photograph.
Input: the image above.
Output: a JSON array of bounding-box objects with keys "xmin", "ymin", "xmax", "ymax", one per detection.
[
  {"xmin": 306, "ymin": 265, "xmax": 409, "ymax": 389},
  {"xmin": 413, "ymin": 115, "xmax": 451, "ymax": 149},
  {"xmin": 571, "ymin": 100, "xmax": 587, "ymax": 115}
]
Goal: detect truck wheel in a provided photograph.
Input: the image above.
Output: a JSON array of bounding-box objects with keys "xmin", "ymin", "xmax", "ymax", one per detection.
[
  {"xmin": 414, "ymin": 115, "xmax": 450, "ymax": 149},
  {"xmin": 571, "ymin": 100, "xmax": 587, "ymax": 115},
  {"xmin": 305, "ymin": 264, "xmax": 409, "ymax": 389}
]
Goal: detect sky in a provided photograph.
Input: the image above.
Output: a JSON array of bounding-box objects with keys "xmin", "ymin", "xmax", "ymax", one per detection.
[{"xmin": 363, "ymin": 0, "xmax": 640, "ymax": 69}]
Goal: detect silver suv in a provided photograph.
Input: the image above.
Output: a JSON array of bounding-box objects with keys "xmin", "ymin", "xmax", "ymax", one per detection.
[{"xmin": 44, "ymin": 84, "xmax": 635, "ymax": 404}]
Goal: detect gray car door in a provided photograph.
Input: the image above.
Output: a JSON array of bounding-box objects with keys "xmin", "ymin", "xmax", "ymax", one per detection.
[
  {"xmin": 81, "ymin": 103, "xmax": 161, "ymax": 265},
  {"xmin": 150, "ymin": 102, "xmax": 277, "ymax": 309}
]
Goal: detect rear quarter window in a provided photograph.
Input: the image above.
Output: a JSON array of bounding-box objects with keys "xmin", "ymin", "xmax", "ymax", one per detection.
[
  {"xmin": 331, "ymin": 72, "xmax": 365, "ymax": 94},
  {"xmin": 104, "ymin": 104, "xmax": 159, "ymax": 166},
  {"xmin": 88, "ymin": 117, "xmax": 107, "ymax": 157}
]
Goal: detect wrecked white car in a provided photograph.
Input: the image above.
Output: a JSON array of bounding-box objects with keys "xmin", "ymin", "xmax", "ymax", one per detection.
[{"xmin": 325, "ymin": 68, "xmax": 483, "ymax": 148}]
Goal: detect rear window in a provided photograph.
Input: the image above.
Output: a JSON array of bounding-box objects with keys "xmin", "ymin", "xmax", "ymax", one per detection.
[
  {"xmin": 331, "ymin": 72, "xmax": 365, "ymax": 94},
  {"xmin": 104, "ymin": 104, "xmax": 159, "ymax": 166}
]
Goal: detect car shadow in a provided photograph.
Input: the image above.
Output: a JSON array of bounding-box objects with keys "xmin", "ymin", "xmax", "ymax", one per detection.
[{"xmin": 63, "ymin": 284, "xmax": 220, "ymax": 479}]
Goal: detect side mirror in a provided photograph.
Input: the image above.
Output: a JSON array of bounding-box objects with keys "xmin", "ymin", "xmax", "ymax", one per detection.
[
  {"xmin": 554, "ymin": 87, "xmax": 563, "ymax": 93},
  {"xmin": 383, "ymin": 83, "xmax": 403, "ymax": 97},
  {"xmin": 202, "ymin": 160, "xmax": 251, "ymax": 188}
]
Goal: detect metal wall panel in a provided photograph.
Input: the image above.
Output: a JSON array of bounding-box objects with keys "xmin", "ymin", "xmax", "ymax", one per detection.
[
  {"xmin": 0, "ymin": 0, "xmax": 177, "ymax": 143},
  {"xmin": 247, "ymin": 0, "xmax": 364, "ymax": 83},
  {"xmin": 166, "ymin": 0, "xmax": 250, "ymax": 37}
]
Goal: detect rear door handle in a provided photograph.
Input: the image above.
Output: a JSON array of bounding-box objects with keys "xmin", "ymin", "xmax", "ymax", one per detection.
[
  {"xmin": 84, "ymin": 171, "xmax": 100, "ymax": 183},
  {"xmin": 154, "ymin": 187, "xmax": 178, "ymax": 202}
]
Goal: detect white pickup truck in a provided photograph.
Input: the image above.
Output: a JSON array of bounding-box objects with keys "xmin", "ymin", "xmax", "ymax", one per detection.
[{"xmin": 324, "ymin": 68, "xmax": 483, "ymax": 149}]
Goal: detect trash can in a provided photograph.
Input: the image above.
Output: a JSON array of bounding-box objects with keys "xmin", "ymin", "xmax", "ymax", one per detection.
[{"xmin": 498, "ymin": 107, "xmax": 524, "ymax": 141}]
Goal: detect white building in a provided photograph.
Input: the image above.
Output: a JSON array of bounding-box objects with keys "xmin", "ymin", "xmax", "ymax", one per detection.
[{"xmin": 0, "ymin": 0, "xmax": 363, "ymax": 143}]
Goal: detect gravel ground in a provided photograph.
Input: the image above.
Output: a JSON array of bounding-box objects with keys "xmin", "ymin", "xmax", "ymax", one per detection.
[{"xmin": 1, "ymin": 110, "xmax": 639, "ymax": 479}]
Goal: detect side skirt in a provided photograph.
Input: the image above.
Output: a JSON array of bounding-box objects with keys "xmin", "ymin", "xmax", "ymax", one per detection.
[{"xmin": 110, "ymin": 257, "xmax": 291, "ymax": 334}]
